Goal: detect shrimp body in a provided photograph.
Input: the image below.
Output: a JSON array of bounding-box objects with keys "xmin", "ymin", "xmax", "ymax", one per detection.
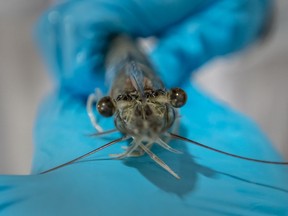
[
  {"xmin": 106, "ymin": 36, "xmax": 178, "ymax": 138},
  {"xmin": 94, "ymin": 35, "xmax": 187, "ymax": 177}
]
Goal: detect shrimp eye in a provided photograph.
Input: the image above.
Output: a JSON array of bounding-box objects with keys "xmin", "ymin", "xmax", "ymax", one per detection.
[
  {"xmin": 97, "ymin": 96, "xmax": 115, "ymax": 117},
  {"xmin": 169, "ymin": 88, "xmax": 187, "ymax": 108}
]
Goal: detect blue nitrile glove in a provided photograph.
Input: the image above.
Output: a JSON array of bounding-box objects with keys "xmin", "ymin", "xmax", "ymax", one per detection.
[
  {"xmin": 1, "ymin": 0, "xmax": 288, "ymax": 216},
  {"xmin": 36, "ymin": 0, "xmax": 272, "ymax": 95}
]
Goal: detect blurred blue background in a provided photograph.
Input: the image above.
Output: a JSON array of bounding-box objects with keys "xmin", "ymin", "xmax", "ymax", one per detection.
[{"xmin": 0, "ymin": 0, "xmax": 287, "ymax": 174}]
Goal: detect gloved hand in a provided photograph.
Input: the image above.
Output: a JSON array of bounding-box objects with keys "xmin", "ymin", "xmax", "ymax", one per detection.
[
  {"xmin": 1, "ymin": 0, "xmax": 288, "ymax": 216},
  {"xmin": 36, "ymin": 0, "xmax": 272, "ymax": 95}
]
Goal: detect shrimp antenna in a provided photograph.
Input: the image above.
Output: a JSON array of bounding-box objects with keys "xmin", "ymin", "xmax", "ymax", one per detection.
[
  {"xmin": 87, "ymin": 129, "xmax": 118, "ymax": 137},
  {"xmin": 169, "ymin": 133, "xmax": 288, "ymax": 165},
  {"xmin": 40, "ymin": 136, "xmax": 129, "ymax": 174}
]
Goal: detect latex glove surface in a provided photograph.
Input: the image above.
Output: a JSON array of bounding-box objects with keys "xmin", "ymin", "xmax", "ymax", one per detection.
[{"xmin": 1, "ymin": 0, "xmax": 288, "ymax": 216}]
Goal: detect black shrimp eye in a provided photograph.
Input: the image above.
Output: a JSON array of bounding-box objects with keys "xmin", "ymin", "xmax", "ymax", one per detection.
[
  {"xmin": 97, "ymin": 96, "xmax": 115, "ymax": 117},
  {"xmin": 169, "ymin": 88, "xmax": 187, "ymax": 108}
]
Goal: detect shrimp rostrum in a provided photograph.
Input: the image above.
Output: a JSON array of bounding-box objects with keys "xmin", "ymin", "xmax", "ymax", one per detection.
[{"xmin": 41, "ymin": 35, "xmax": 288, "ymax": 179}]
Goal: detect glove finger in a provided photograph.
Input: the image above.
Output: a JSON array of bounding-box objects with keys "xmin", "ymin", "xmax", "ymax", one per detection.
[
  {"xmin": 150, "ymin": 0, "xmax": 271, "ymax": 87},
  {"xmin": 36, "ymin": 0, "xmax": 216, "ymax": 95}
]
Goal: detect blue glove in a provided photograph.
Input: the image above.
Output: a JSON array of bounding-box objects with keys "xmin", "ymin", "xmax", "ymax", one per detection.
[
  {"xmin": 36, "ymin": 0, "xmax": 271, "ymax": 95},
  {"xmin": 1, "ymin": 0, "xmax": 288, "ymax": 216}
]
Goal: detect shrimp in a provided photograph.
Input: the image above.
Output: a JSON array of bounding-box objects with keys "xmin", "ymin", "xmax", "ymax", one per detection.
[{"xmin": 41, "ymin": 35, "xmax": 288, "ymax": 179}]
